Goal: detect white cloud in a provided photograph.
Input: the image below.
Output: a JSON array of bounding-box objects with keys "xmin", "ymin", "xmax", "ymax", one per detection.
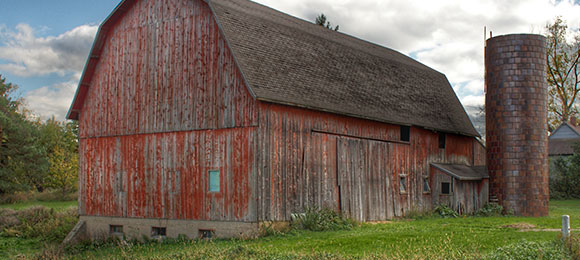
[
  {"xmin": 23, "ymin": 78, "xmax": 78, "ymax": 121},
  {"xmin": 4, "ymin": 0, "xmax": 580, "ymax": 121},
  {"xmin": 0, "ymin": 24, "xmax": 98, "ymax": 77}
]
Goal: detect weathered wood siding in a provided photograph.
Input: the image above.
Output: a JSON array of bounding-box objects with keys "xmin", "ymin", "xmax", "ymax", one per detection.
[
  {"xmin": 474, "ymin": 140, "xmax": 486, "ymax": 166},
  {"xmin": 431, "ymin": 167, "xmax": 489, "ymax": 215},
  {"xmin": 78, "ymin": 0, "xmax": 258, "ymax": 221},
  {"xmin": 79, "ymin": 0, "xmax": 257, "ymax": 138},
  {"xmin": 79, "ymin": 128, "xmax": 256, "ymax": 221},
  {"xmin": 257, "ymin": 103, "xmax": 480, "ymax": 221}
]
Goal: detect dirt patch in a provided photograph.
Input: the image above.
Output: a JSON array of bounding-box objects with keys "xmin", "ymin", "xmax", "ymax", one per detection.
[
  {"xmin": 367, "ymin": 221, "xmax": 394, "ymax": 225},
  {"xmin": 502, "ymin": 223, "xmax": 537, "ymax": 229}
]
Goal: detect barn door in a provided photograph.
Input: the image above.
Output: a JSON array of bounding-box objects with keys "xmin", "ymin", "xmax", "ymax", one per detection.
[
  {"xmin": 305, "ymin": 132, "xmax": 339, "ymax": 212},
  {"xmin": 337, "ymin": 137, "xmax": 367, "ymax": 221}
]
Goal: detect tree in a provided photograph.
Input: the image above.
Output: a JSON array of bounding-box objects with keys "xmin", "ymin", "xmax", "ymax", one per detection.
[
  {"xmin": 546, "ymin": 16, "xmax": 580, "ymax": 129},
  {"xmin": 315, "ymin": 13, "xmax": 339, "ymax": 31},
  {"xmin": 0, "ymin": 75, "xmax": 49, "ymax": 194},
  {"xmin": 40, "ymin": 118, "xmax": 79, "ymax": 197},
  {"xmin": 550, "ymin": 142, "xmax": 580, "ymax": 199}
]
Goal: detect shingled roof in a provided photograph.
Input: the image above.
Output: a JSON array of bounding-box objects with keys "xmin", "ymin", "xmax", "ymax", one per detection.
[{"xmin": 67, "ymin": 0, "xmax": 479, "ymax": 137}]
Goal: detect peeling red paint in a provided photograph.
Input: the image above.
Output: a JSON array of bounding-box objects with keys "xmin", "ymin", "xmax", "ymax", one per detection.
[
  {"xmin": 77, "ymin": 0, "xmax": 486, "ymax": 224},
  {"xmin": 257, "ymin": 103, "xmax": 485, "ymax": 221}
]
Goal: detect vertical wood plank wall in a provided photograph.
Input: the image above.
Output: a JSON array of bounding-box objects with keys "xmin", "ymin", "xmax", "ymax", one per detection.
[
  {"xmin": 79, "ymin": 0, "xmax": 257, "ymax": 138},
  {"xmin": 78, "ymin": 0, "xmax": 258, "ymax": 221},
  {"xmin": 431, "ymin": 168, "xmax": 489, "ymax": 215},
  {"xmin": 258, "ymin": 103, "xmax": 483, "ymax": 221}
]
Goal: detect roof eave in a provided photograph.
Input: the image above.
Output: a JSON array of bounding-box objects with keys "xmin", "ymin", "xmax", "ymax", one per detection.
[{"xmin": 430, "ymin": 163, "xmax": 488, "ymax": 181}]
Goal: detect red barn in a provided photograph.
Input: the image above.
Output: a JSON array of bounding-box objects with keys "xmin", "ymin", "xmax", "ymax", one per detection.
[{"xmin": 67, "ymin": 0, "xmax": 487, "ymax": 239}]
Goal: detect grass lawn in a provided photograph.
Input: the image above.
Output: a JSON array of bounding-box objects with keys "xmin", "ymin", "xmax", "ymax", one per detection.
[
  {"xmin": 63, "ymin": 200, "xmax": 580, "ymax": 260},
  {"xmin": 0, "ymin": 200, "xmax": 77, "ymax": 211},
  {"xmin": 1, "ymin": 200, "xmax": 578, "ymax": 259}
]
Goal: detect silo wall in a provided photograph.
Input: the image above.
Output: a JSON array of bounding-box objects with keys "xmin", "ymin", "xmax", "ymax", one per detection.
[{"xmin": 485, "ymin": 34, "xmax": 549, "ymax": 217}]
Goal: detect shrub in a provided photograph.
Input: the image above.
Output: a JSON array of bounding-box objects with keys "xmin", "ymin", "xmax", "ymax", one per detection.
[
  {"xmin": 550, "ymin": 143, "xmax": 580, "ymax": 199},
  {"xmin": 291, "ymin": 208, "xmax": 356, "ymax": 232},
  {"xmin": 434, "ymin": 205, "xmax": 458, "ymax": 218},
  {"xmin": 484, "ymin": 240, "xmax": 570, "ymax": 260},
  {"xmin": 0, "ymin": 205, "xmax": 78, "ymax": 241},
  {"xmin": 475, "ymin": 203, "xmax": 504, "ymax": 217}
]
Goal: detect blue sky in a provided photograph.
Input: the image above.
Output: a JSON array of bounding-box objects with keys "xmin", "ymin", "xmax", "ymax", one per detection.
[
  {"xmin": 0, "ymin": 0, "xmax": 579, "ymax": 126},
  {"xmin": 0, "ymin": 0, "xmax": 118, "ymax": 92}
]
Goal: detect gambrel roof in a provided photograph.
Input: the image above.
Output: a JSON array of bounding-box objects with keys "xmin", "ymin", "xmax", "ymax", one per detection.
[{"xmin": 67, "ymin": 0, "xmax": 479, "ymax": 137}]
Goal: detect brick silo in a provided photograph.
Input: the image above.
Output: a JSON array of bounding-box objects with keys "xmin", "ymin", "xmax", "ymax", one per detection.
[{"xmin": 485, "ymin": 34, "xmax": 549, "ymax": 217}]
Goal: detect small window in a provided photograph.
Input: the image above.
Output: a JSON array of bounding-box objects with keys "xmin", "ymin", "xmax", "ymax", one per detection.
[
  {"xmin": 423, "ymin": 176, "xmax": 430, "ymax": 193},
  {"xmin": 151, "ymin": 227, "xmax": 167, "ymax": 238},
  {"xmin": 400, "ymin": 126, "xmax": 410, "ymax": 142},
  {"xmin": 439, "ymin": 133, "xmax": 446, "ymax": 149},
  {"xmin": 110, "ymin": 225, "xmax": 123, "ymax": 235},
  {"xmin": 209, "ymin": 170, "xmax": 220, "ymax": 192},
  {"xmin": 399, "ymin": 175, "xmax": 407, "ymax": 194},
  {"xmin": 441, "ymin": 182, "xmax": 451, "ymax": 195},
  {"xmin": 199, "ymin": 229, "xmax": 215, "ymax": 239}
]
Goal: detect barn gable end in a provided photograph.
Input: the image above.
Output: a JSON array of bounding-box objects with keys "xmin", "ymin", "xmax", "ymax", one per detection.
[{"xmin": 76, "ymin": 0, "xmax": 259, "ymax": 236}]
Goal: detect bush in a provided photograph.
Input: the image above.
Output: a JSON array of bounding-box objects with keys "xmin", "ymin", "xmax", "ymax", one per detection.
[
  {"xmin": 475, "ymin": 203, "xmax": 504, "ymax": 217},
  {"xmin": 291, "ymin": 208, "xmax": 356, "ymax": 232},
  {"xmin": 550, "ymin": 143, "xmax": 580, "ymax": 199},
  {"xmin": 484, "ymin": 240, "xmax": 570, "ymax": 260},
  {"xmin": 434, "ymin": 205, "xmax": 458, "ymax": 218},
  {"xmin": 0, "ymin": 205, "xmax": 78, "ymax": 241}
]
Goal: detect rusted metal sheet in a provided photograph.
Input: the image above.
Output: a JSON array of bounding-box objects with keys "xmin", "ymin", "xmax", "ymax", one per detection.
[
  {"xmin": 431, "ymin": 167, "xmax": 489, "ymax": 214},
  {"xmin": 257, "ymin": 103, "xmax": 480, "ymax": 221},
  {"xmin": 78, "ymin": 0, "xmax": 257, "ymax": 139},
  {"xmin": 79, "ymin": 128, "xmax": 257, "ymax": 221}
]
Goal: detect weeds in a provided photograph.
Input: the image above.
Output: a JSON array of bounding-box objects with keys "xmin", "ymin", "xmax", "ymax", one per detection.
[
  {"xmin": 434, "ymin": 205, "xmax": 458, "ymax": 218},
  {"xmin": 0, "ymin": 206, "xmax": 78, "ymax": 241},
  {"xmin": 563, "ymin": 233, "xmax": 580, "ymax": 260},
  {"xmin": 484, "ymin": 239, "xmax": 571, "ymax": 260},
  {"xmin": 475, "ymin": 203, "xmax": 504, "ymax": 217},
  {"xmin": 291, "ymin": 208, "xmax": 356, "ymax": 232}
]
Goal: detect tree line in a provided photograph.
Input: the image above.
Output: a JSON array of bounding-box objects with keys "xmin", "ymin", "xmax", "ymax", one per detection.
[{"xmin": 0, "ymin": 75, "xmax": 78, "ymax": 198}]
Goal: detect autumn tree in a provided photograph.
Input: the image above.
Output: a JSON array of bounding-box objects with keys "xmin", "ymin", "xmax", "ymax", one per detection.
[
  {"xmin": 546, "ymin": 16, "xmax": 580, "ymax": 129},
  {"xmin": 40, "ymin": 118, "xmax": 79, "ymax": 198},
  {"xmin": 315, "ymin": 13, "xmax": 339, "ymax": 31}
]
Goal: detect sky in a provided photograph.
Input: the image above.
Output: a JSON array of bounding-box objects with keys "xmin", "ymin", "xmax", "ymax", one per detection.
[{"xmin": 1, "ymin": 0, "xmax": 579, "ymax": 131}]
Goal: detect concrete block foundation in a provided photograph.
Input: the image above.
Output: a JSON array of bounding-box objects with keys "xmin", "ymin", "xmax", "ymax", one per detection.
[{"xmin": 80, "ymin": 216, "xmax": 259, "ymax": 240}]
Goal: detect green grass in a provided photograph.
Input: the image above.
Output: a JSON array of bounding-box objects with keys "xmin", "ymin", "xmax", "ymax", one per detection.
[
  {"xmin": 0, "ymin": 200, "xmax": 77, "ymax": 211},
  {"xmin": 61, "ymin": 200, "xmax": 580, "ymax": 260},
  {"xmin": 2, "ymin": 200, "xmax": 579, "ymax": 259}
]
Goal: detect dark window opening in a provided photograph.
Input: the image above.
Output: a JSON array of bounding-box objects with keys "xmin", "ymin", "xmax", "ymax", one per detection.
[
  {"xmin": 151, "ymin": 227, "xmax": 167, "ymax": 237},
  {"xmin": 399, "ymin": 175, "xmax": 407, "ymax": 194},
  {"xmin": 400, "ymin": 126, "xmax": 410, "ymax": 142},
  {"xmin": 423, "ymin": 177, "xmax": 430, "ymax": 193},
  {"xmin": 199, "ymin": 229, "xmax": 215, "ymax": 239},
  {"xmin": 439, "ymin": 133, "xmax": 446, "ymax": 149},
  {"xmin": 441, "ymin": 182, "xmax": 451, "ymax": 195},
  {"xmin": 109, "ymin": 225, "xmax": 123, "ymax": 235}
]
